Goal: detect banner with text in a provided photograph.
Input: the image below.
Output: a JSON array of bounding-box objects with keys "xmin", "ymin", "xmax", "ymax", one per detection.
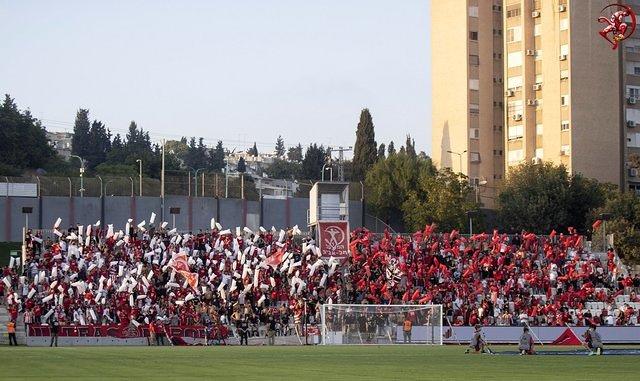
[{"xmin": 318, "ymin": 221, "xmax": 349, "ymax": 258}]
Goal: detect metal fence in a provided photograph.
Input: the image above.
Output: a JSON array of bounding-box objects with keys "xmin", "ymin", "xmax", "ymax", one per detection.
[{"xmin": 2, "ymin": 175, "xmax": 365, "ymax": 202}]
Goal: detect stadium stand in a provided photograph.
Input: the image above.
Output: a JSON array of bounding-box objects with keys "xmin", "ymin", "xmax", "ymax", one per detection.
[{"xmin": 1, "ymin": 220, "xmax": 639, "ymax": 345}]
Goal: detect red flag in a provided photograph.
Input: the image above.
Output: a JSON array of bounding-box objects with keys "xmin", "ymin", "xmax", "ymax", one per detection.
[
  {"xmin": 592, "ymin": 220, "xmax": 602, "ymax": 231},
  {"xmin": 179, "ymin": 271, "xmax": 198, "ymax": 290},
  {"xmin": 265, "ymin": 249, "xmax": 285, "ymax": 269},
  {"xmin": 168, "ymin": 253, "xmax": 190, "ymax": 273}
]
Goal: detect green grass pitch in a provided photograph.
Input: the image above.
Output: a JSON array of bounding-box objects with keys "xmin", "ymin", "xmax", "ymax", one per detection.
[{"xmin": 1, "ymin": 345, "xmax": 639, "ymax": 380}]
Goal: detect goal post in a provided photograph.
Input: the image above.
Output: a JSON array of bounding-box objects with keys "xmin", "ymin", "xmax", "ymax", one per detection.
[{"xmin": 320, "ymin": 304, "xmax": 443, "ymax": 345}]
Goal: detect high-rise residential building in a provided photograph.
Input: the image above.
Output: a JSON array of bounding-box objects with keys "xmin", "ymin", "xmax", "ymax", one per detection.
[
  {"xmin": 622, "ymin": 1, "xmax": 640, "ymax": 194},
  {"xmin": 502, "ymin": 0, "xmax": 621, "ymax": 186},
  {"xmin": 431, "ymin": 0, "xmax": 505, "ymax": 207},
  {"xmin": 432, "ymin": 0, "xmax": 630, "ymax": 206}
]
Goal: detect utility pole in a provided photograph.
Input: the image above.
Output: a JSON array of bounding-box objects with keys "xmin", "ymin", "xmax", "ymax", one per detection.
[{"xmin": 328, "ymin": 146, "xmax": 352, "ymax": 181}]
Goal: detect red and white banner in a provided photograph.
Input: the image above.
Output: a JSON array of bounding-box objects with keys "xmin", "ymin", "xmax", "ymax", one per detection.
[
  {"xmin": 28, "ymin": 324, "xmax": 228, "ymax": 341},
  {"xmin": 318, "ymin": 221, "xmax": 349, "ymax": 258}
]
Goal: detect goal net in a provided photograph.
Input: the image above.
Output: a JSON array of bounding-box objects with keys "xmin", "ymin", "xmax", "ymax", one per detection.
[{"xmin": 320, "ymin": 304, "xmax": 443, "ymax": 345}]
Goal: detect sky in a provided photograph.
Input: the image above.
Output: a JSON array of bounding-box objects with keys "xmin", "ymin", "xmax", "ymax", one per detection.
[{"xmin": 0, "ymin": 0, "xmax": 431, "ymax": 156}]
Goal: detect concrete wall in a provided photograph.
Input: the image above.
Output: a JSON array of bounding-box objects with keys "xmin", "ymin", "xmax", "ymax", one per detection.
[{"xmin": 0, "ymin": 196, "xmax": 364, "ymax": 242}]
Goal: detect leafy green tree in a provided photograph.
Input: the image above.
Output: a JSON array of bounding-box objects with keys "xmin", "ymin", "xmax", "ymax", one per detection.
[
  {"xmin": 237, "ymin": 157, "xmax": 246, "ymax": 173},
  {"xmin": 0, "ymin": 94, "xmax": 55, "ymax": 173},
  {"xmin": 388, "ymin": 141, "xmax": 396, "ymax": 156},
  {"xmin": 352, "ymin": 108, "xmax": 377, "ymax": 180},
  {"xmin": 275, "ymin": 136, "xmax": 285, "ymax": 157},
  {"xmin": 402, "ymin": 168, "xmax": 476, "ymax": 232},
  {"xmin": 287, "ymin": 143, "xmax": 303, "ymax": 162},
  {"xmin": 377, "ymin": 143, "xmax": 386, "ymax": 160},
  {"xmin": 365, "ymin": 152, "xmax": 435, "ymax": 226},
  {"xmin": 302, "ymin": 144, "xmax": 326, "ymax": 180},
  {"xmin": 85, "ymin": 120, "xmax": 111, "ymax": 170},
  {"xmin": 497, "ymin": 162, "xmax": 605, "ymax": 233},
  {"xmin": 71, "ymin": 109, "xmax": 91, "ymax": 159},
  {"xmin": 265, "ymin": 158, "xmax": 302, "ymax": 179},
  {"xmin": 405, "ymin": 135, "xmax": 416, "ymax": 159},
  {"xmin": 209, "ymin": 140, "xmax": 225, "ymax": 171}
]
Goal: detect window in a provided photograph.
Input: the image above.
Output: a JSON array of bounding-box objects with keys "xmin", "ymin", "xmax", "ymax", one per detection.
[
  {"xmin": 470, "ymin": 54, "xmax": 480, "ymax": 66},
  {"xmin": 469, "ymin": 79, "xmax": 479, "ymax": 90},
  {"xmin": 470, "ymin": 31, "xmax": 478, "ymax": 41},
  {"xmin": 470, "ymin": 152, "xmax": 481, "ymax": 162},
  {"xmin": 469, "ymin": 6, "xmax": 479, "ymax": 17},
  {"xmin": 493, "ymin": 125, "xmax": 503, "ymax": 132},
  {"xmin": 493, "ymin": 150, "xmax": 503, "ymax": 156},
  {"xmin": 534, "ymin": 49, "xmax": 543, "ymax": 60},
  {"xmin": 635, "ymin": 67, "xmax": 640, "ymax": 76},
  {"xmin": 535, "ymin": 74, "xmax": 543, "ymax": 84},
  {"xmin": 560, "ymin": 18, "xmax": 569, "ymax": 31},
  {"xmin": 507, "ymin": 52, "xmax": 523, "ymax": 68},
  {"xmin": 535, "ymin": 148, "xmax": 543, "ymax": 159},
  {"xmin": 470, "ymin": 103, "xmax": 480, "ymax": 114},
  {"xmin": 561, "ymin": 145, "xmax": 571, "ymax": 155},
  {"xmin": 628, "ymin": 86, "xmax": 640, "ymax": 98},
  {"xmin": 627, "ymin": 108, "xmax": 640, "ymax": 121},
  {"xmin": 561, "ymin": 121, "xmax": 570, "ymax": 131},
  {"xmin": 493, "ymin": 174, "xmax": 503, "ymax": 180},
  {"xmin": 493, "ymin": 53, "xmax": 502, "ymax": 59},
  {"xmin": 507, "ymin": 27, "xmax": 522, "ymax": 43},
  {"xmin": 561, "ymin": 95, "xmax": 570, "ymax": 106},
  {"xmin": 508, "ymin": 100, "xmax": 523, "ymax": 116},
  {"xmin": 470, "ymin": 128, "xmax": 480, "ymax": 139},
  {"xmin": 560, "ymin": 44, "xmax": 569, "ymax": 56},
  {"xmin": 508, "ymin": 125, "xmax": 524, "ymax": 140},
  {"xmin": 630, "ymin": 184, "xmax": 640, "ymax": 196},
  {"xmin": 507, "ymin": 76, "xmax": 523, "ymax": 90},
  {"xmin": 534, "ymin": 24, "xmax": 542, "ymax": 36},
  {"xmin": 508, "ymin": 149, "xmax": 524, "ymax": 163},
  {"xmin": 628, "ymin": 132, "xmax": 640, "ymax": 147},
  {"xmin": 506, "ymin": 7, "xmax": 521, "ymax": 18},
  {"xmin": 493, "ymin": 28, "xmax": 502, "ymax": 36}
]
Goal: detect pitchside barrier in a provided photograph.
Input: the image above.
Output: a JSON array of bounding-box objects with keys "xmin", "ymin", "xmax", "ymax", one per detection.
[{"xmin": 443, "ymin": 326, "xmax": 640, "ymax": 345}]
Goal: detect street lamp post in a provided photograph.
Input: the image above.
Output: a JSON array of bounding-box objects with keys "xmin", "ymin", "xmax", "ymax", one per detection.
[
  {"xmin": 446, "ymin": 150, "xmax": 467, "ymax": 174},
  {"xmin": 194, "ymin": 168, "xmax": 205, "ymax": 197},
  {"xmin": 474, "ymin": 179, "xmax": 488, "ymax": 204},
  {"xmin": 599, "ymin": 213, "xmax": 613, "ymax": 251},
  {"xmin": 466, "ymin": 210, "xmax": 477, "ymax": 236},
  {"xmin": 136, "ymin": 159, "xmax": 143, "ymax": 197},
  {"xmin": 70, "ymin": 155, "xmax": 85, "ymax": 197}
]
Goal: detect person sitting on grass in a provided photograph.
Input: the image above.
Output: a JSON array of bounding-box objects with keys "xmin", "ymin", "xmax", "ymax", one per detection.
[
  {"xmin": 583, "ymin": 323, "xmax": 604, "ymax": 356},
  {"xmin": 465, "ymin": 325, "xmax": 493, "ymax": 354},
  {"xmin": 518, "ymin": 326, "xmax": 535, "ymax": 355}
]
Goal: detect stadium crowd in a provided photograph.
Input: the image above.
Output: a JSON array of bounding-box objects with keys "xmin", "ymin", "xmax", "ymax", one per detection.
[{"xmin": 1, "ymin": 218, "xmax": 639, "ymax": 342}]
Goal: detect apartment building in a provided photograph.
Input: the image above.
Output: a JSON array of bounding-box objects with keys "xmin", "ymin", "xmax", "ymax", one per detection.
[{"xmin": 431, "ymin": 0, "xmax": 505, "ymax": 207}]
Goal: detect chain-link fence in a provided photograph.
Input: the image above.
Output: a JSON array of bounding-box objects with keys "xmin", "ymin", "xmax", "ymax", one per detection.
[{"xmin": 1, "ymin": 174, "xmax": 305, "ymax": 201}]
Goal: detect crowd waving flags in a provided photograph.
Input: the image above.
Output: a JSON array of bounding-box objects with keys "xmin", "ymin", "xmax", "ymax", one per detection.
[{"xmin": 0, "ymin": 214, "xmax": 635, "ymax": 343}]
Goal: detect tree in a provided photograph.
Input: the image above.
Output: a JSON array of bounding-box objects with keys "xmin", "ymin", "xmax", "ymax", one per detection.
[
  {"xmin": 352, "ymin": 108, "xmax": 377, "ymax": 180},
  {"xmin": 0, "ymin": 94, "xmax": 55, "ymax": 173},
  {"xmin": 402, "ymin": 168, "xmax": 477, "ymax": 232},
  {"xmin": 237, "ymin": 157, "xmax": 246, "ymax": 173},
  {"xmin": 365, "ymin": 151, "xmax": 435, "ymax": 228},
  {"xmin": 377, "ymin": 143, "xmax": 386, "ymax": 160},
  {"xmin": 209, "ymin": 140, "xmax": 225, "ymax": 171},
  {"xmin": 388, "ymin": 141, "xmax": 396, "ymax": 156},
  {"xmin": 302, "ymin": 144, "xmax": 326, "ymax": 180},
  {"xmin": 497, "ymin": 162, "xmax": 605, "ymax": 233},
  {"xmin": 592, "ymin": 190, "xmax": 640, "ymax": 263},
  {"xmin": 405, "ymin": 135, "xmax": 416, "ymax": 158},
  {"xmin": 71, "ymin": 109, "xmax": 91, "ymax": 159},
  {"xmin": 85, "ymin": 120, "xmax": 111, "ymax": 170},
  {"xmin": 265, "ymin": 158, "xmax": 302, "ymax": 179},
  {"xmin": 287, "ymin": 143, "xmax": 303, "ymax": 162},
  {"xmin": 275, "ymin": 136, "xmax": 285, "ymax": 157}
]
